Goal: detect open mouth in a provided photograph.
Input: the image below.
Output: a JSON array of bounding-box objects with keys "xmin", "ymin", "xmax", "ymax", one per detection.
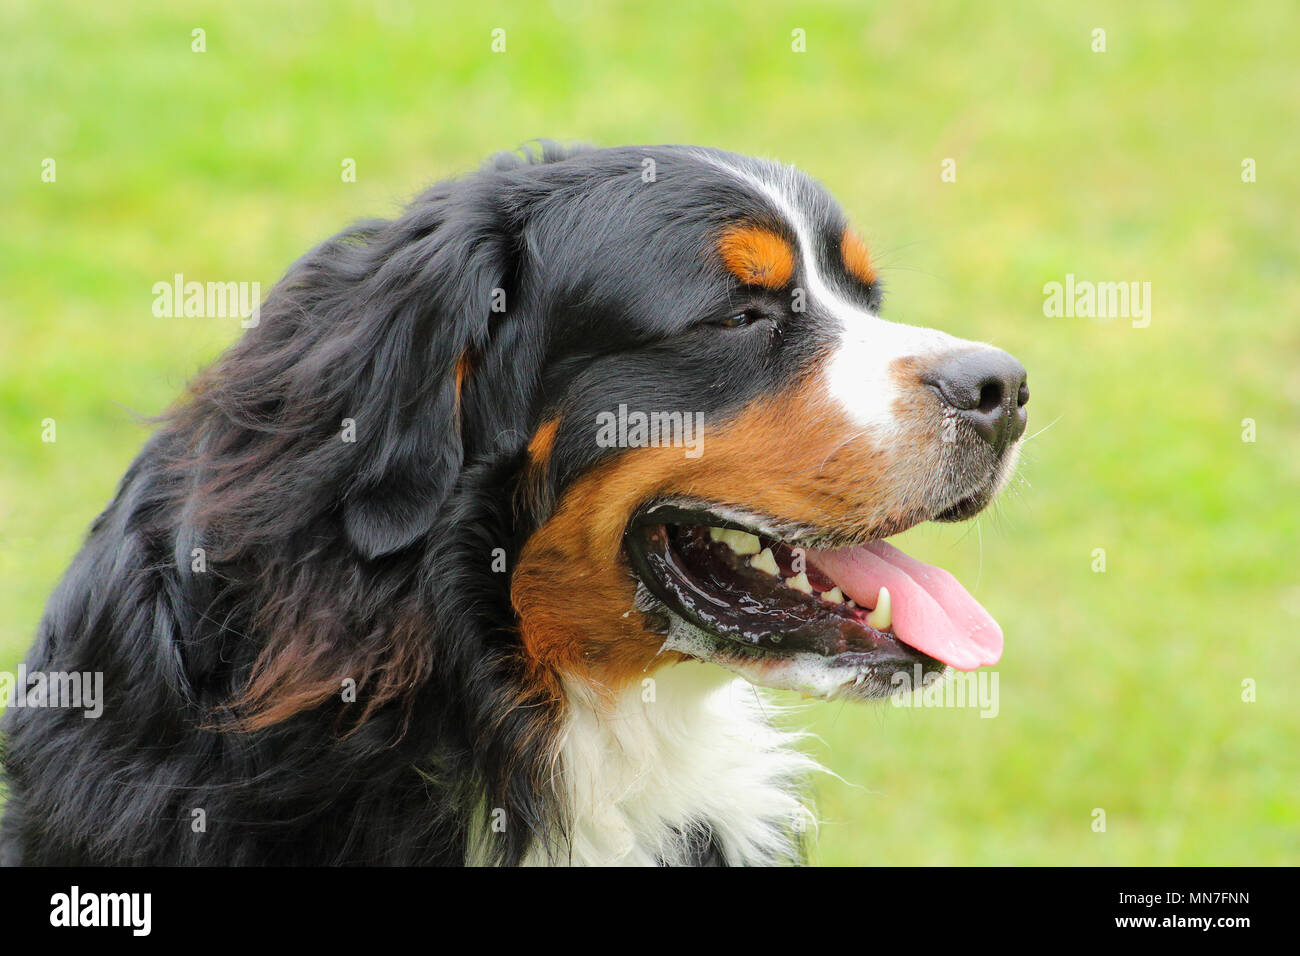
[{"xmin": 624, "ymin": 504, "xmax": 1002, "ymax": 700}]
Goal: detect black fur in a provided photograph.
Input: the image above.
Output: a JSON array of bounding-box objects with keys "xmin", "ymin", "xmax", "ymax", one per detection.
[{"xmin": 0, "ymin": 143, "xmax": 874, "ymax": 865}]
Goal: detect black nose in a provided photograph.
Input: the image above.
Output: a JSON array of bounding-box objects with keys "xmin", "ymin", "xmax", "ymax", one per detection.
[{"xmin": 924, "ymin": 348, "xmax": 1029, "ymax": 453}]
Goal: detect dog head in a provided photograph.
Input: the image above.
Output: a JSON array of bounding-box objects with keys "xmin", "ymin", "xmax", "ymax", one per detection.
[
  {"xmin": 188, "ymin": 143, "xmax": 1026, "ymax": 730},
  {"xmin": 407, "ymin": 145, "xmax": 1026, "ymax": 704},
  {"xmin": 496, "ymin": 147, "xmax": 1027, "ymax": 702}
]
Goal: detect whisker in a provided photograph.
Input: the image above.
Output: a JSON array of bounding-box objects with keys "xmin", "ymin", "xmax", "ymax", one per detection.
[{"xmin": 1020, "ymin": 412, "xmax": 1063, "ymax": 444}]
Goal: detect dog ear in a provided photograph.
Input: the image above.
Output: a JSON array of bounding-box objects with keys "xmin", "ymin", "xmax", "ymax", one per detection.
[{"xmin": 340, "ymin": 189, "xmax": 510, "ymax": 559}]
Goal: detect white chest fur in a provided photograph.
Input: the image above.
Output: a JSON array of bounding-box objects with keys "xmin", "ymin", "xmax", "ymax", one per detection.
[{"xmin": 527, "ymin": 663, "xmax": 819, "ymax": 866}]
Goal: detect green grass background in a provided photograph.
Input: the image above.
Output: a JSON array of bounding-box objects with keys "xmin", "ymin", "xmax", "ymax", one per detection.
[{"xmin": 2, "ymin": 0, "xmax": 1297, "ymax": 864}]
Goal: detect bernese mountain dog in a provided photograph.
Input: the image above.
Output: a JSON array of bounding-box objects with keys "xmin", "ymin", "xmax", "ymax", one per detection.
[{"xmin": 0, "ymin": 143, "xmax": 1027, "ymax": 866}]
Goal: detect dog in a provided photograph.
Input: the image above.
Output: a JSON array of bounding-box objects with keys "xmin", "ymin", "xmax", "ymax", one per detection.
[{"xmin": 0, "ymin": 143, "xmax": 1027, "ymax": 866}]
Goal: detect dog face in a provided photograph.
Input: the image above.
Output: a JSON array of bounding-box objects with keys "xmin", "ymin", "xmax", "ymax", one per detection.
[
  {"xmin": 506, "ymin": 147, "xmax": 1027, "ymax": 701},
  {"xmin": 173, "ymin": 144, "xmax": 1025, "ymax": 729}
]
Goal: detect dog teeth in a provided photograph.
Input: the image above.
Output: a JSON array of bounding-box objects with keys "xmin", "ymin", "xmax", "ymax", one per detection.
[
  {"xmin": 784, "ymin": 571, "xmax": 813, "ymax": 594},
  {"xmin": 709, "ymin": 527, "xmax": 760, "ymax": 556},
  {"xmin": 706, "ymin": 528, "xmax": 856, "ymax": 613},
  {"xmin": 866, "ymin": 586, "xmax": 892, "ymax": 630},
  {"xmin": 749, "ymin": 547, "xmax": 779, "ymax": 576}
]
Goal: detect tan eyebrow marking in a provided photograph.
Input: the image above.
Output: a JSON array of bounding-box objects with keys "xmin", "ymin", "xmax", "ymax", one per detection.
[
  {"xmin": 717, "ymin": 224, "xmax": 796, "ymax": 289},
  {"xmin": 841, "ymin": 227, "xmax": 876, "ymax": 285}
]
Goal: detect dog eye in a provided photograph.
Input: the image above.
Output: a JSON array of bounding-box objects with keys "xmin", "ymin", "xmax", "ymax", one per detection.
[{"xmin": 716, "ymin": 311, "xmax": 758, "ymax": 329}]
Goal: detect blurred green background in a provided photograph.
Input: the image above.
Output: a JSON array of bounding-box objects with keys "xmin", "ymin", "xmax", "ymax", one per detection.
[{"xmin": 2, "ymin": 0, "xmax": 1297, "ymax": 865}]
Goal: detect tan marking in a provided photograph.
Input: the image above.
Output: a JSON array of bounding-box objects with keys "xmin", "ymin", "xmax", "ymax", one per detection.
[
  {"xmin": 455, "ymin": 350, "xmax": 474, "ymax": 409},
  {"xmin": 718, "ymin": 224, "xmax": 796, "ymax": 288},
  {"xmin": 841, "ymin": 228, "xmax": 876, "ymax": 285},
  {"xmin": 528, "ymin": 416, "xmax": 559, "ymax": 465}
]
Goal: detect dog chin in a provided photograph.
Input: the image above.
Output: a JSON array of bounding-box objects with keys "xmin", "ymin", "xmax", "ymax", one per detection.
[{"xmin": 653, "ymin": 609, "xmax": 948, "ymax": 702}]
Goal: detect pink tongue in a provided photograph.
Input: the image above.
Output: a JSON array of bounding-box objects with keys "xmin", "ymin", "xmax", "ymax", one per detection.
[{"xmin": 808, "ymin": 540, "xmax": 1002, "ymax": 670}]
